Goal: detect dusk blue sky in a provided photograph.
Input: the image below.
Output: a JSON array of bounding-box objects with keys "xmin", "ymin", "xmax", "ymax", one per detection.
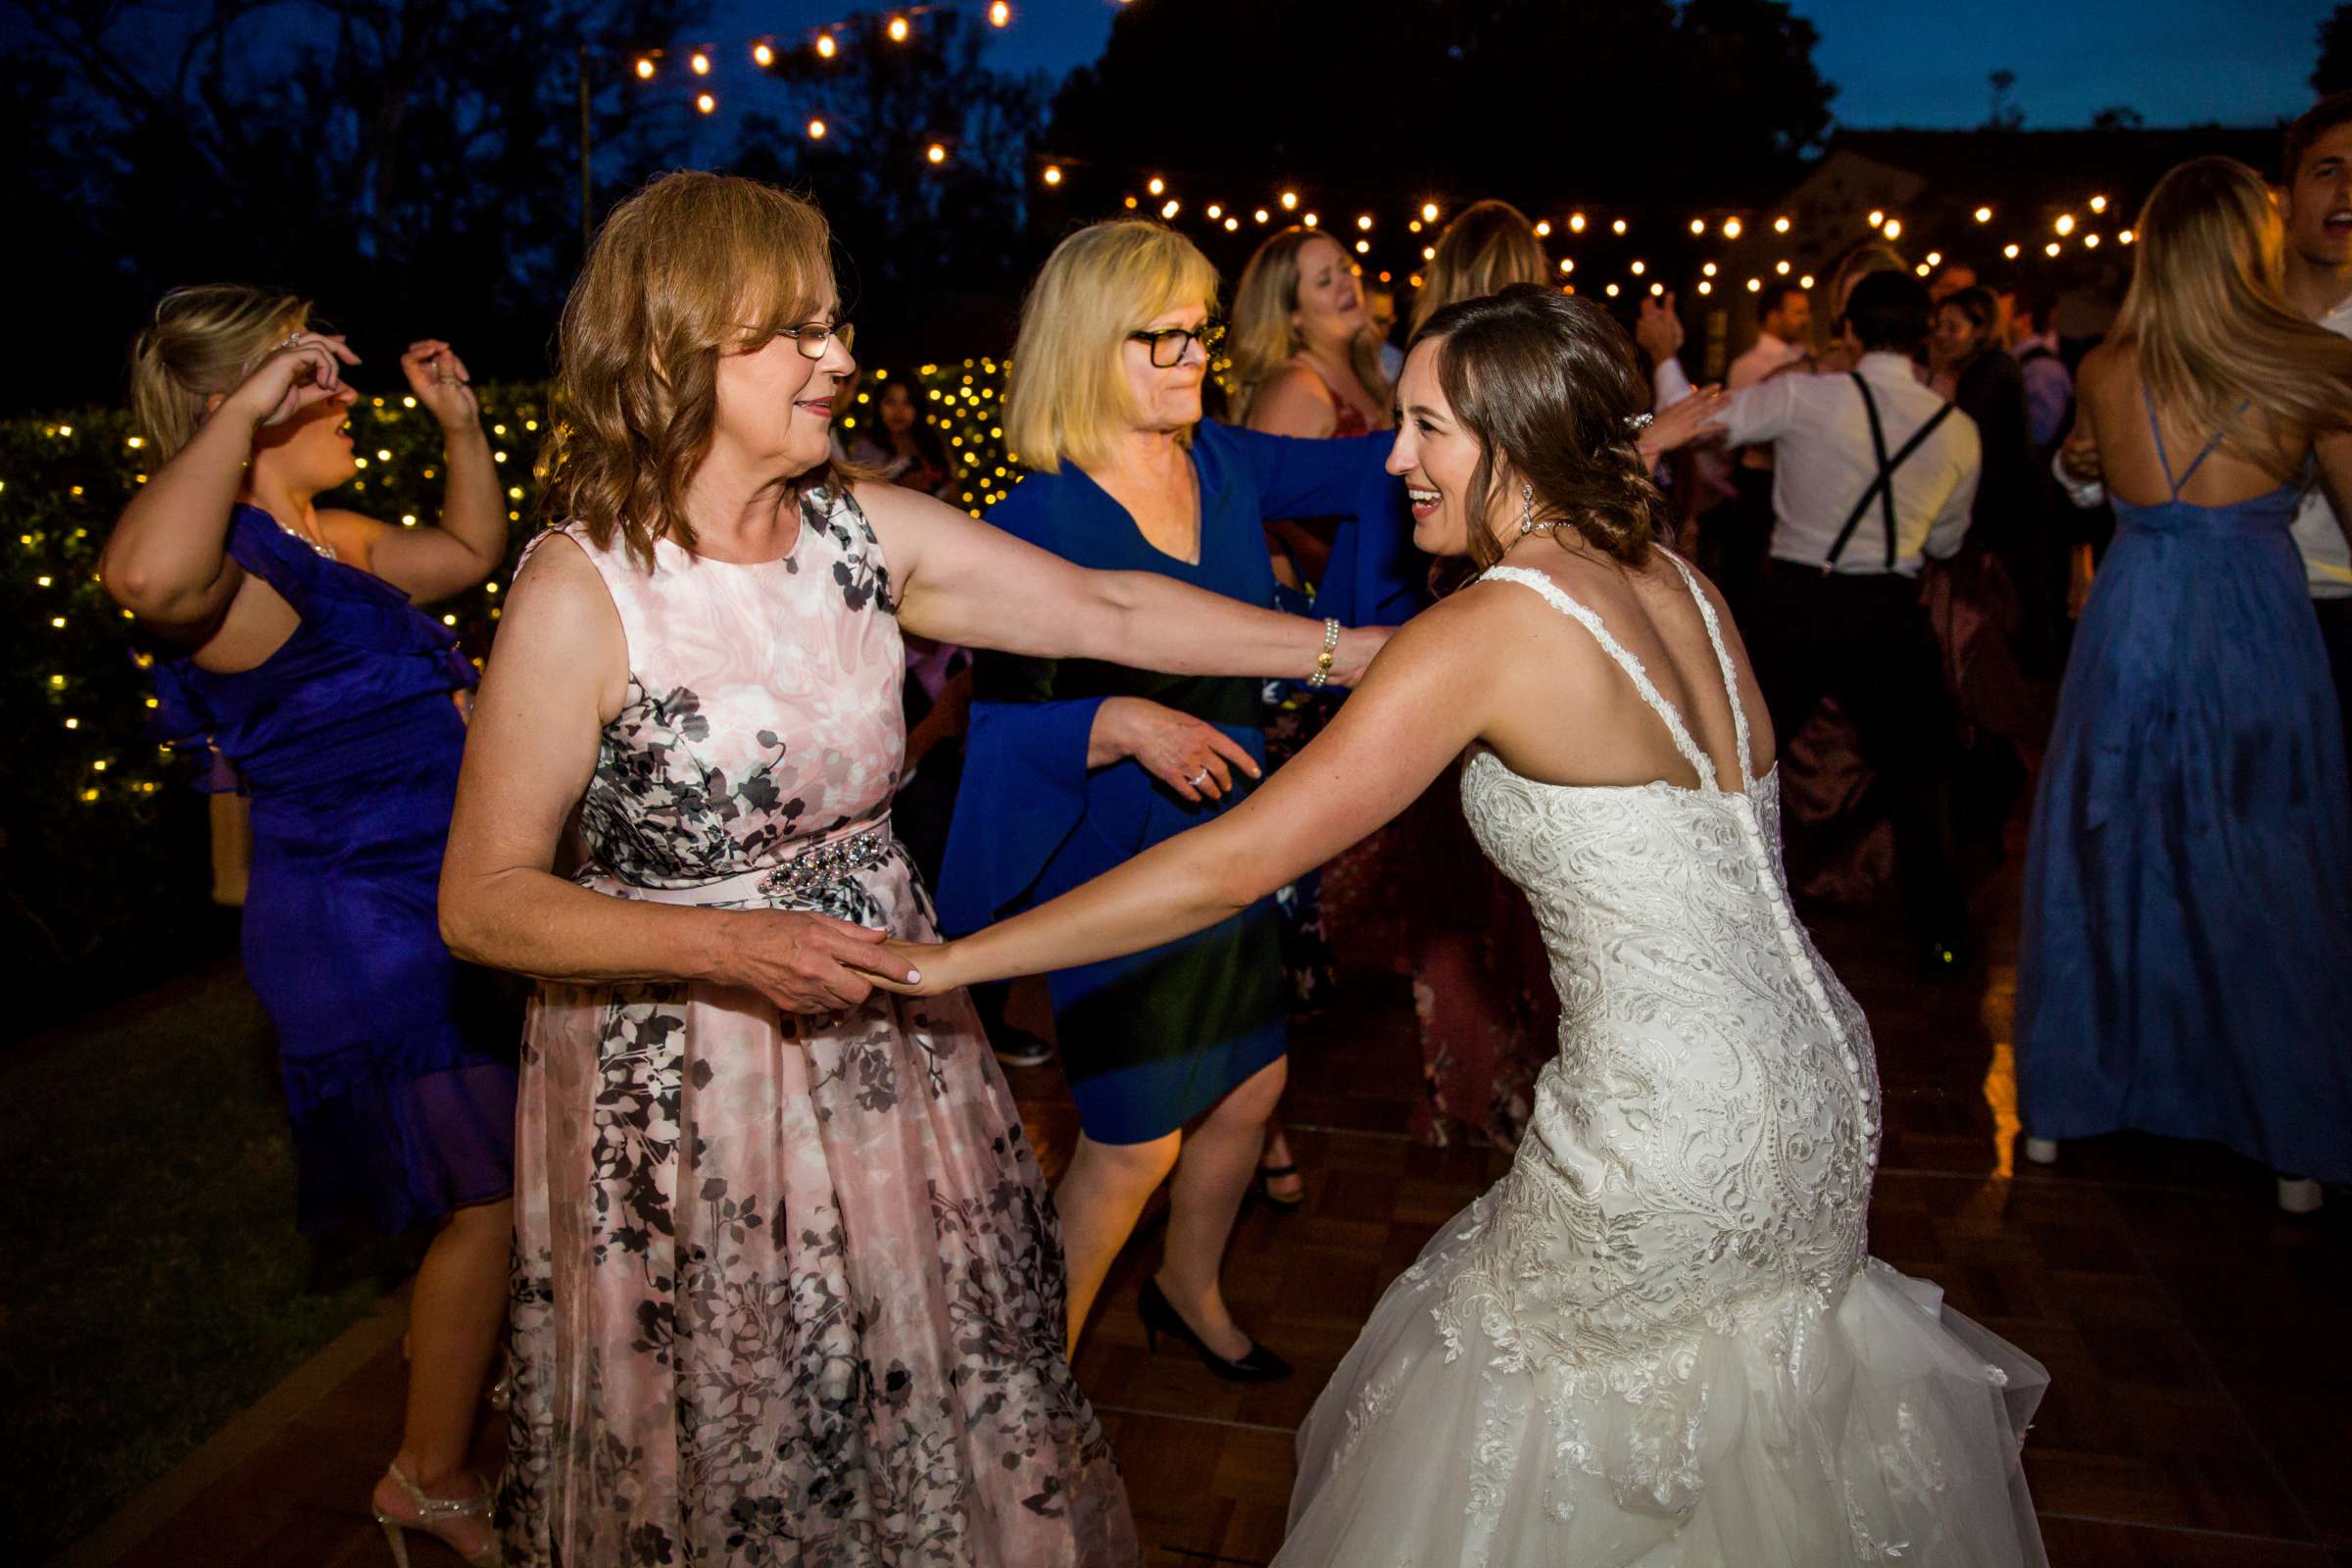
[{"xmin": 712, "ymin": 0, "xmax": 2335, "ymax": 130}]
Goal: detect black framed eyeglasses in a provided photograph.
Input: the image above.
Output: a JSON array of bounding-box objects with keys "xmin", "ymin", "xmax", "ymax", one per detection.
[
  {"xmin": 778, "ymin": 320, "xmax": 855, "ymax": 360},
  {"xmin": 1128, "ymin": 321, "xmax": 1224, "ymax": 368}
]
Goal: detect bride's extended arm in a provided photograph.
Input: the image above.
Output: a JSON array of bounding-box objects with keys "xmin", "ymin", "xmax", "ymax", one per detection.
[
  {"xmin": 858, "ymin": 479, "xmax": 1390, "ymax": 686},
  {"xmin": 855, "ymin": 598, "xmax": 1496, "ymax": 992}
]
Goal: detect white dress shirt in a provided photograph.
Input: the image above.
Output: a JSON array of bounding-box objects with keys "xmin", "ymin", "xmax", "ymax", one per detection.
[
  {"xmin": 1727, "ymin": 330, "xmax": 1806, "ymax": 392},
  {"xmin": 1682, "ymin": 352, "xmax": 1982, "ymax": 577},
  {"xmin": 2052, "ymin": 294, "xmax": 2352, "ymax": 601}
]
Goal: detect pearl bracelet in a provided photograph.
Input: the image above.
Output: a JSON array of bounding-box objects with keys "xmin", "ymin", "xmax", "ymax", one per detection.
[{"xmin": 1307, "ymin": 616, "xmax": 1341, "ymax": 689}]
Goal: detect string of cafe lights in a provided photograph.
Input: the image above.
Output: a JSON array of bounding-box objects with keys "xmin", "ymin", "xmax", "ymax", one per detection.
[
  {"xmin": 621, "ymin": 1, "xmax": 1029, "ymax": 140},
  {"xmin": 1054, "ymin": 164, "xmax": 2138, "ymax": 303}
]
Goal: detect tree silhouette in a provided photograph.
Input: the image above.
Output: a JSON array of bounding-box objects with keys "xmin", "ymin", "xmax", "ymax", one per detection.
[{"xmin": 2318, "ymin": 3, "xmax": 2352, "ymax": 96}]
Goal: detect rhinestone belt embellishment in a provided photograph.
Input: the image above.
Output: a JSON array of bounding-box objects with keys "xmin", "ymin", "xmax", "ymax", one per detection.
[{"xmin": 758, "ymin": 830, "xmax": 889, "ymax": 902}]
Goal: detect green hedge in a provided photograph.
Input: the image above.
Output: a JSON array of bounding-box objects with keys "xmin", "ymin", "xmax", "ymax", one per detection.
[{"xmin": 2, "ymin": 362, "xmax": 1014, "ymax": 994}]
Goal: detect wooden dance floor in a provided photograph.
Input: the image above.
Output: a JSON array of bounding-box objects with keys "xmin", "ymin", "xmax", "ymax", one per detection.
[{"xmin": 78, "ymin": 850, "xmax": 2352, "ymax": 1567}]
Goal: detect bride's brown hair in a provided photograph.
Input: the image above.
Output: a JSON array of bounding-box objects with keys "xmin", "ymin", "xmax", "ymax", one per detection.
[
  {"xmin": 1411, "ymin": 284, "xmax": 1660, "ymax": 571},
  {"xmin": 541, "ymin": 172, "xmax": 840, "ymax": 569}
]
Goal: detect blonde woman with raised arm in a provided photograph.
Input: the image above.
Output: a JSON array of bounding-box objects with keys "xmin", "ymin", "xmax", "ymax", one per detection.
[{"xmin": 106, "ymin": 286, "xmax": 512, "ymax": 1565}]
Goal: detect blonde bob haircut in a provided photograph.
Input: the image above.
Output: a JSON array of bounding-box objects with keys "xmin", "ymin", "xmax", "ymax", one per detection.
[
  {"xmin": 542, "ymin": 171, "xmax": 838, "ymax": 569},
  {"xmin": 1004, "ymin": 220, "xmax": 1219, "ymax": 473},
  {"xmin": 1409, "ymin": 200, "xmax": 1548, "ymax": 335},
  {"xmin": 2115, "ymin": 155, "xmax": 2352, "ymax": 471},
  {"xmin": 129, "ymin": 284, "xmax": 313, "ymax": 461}
]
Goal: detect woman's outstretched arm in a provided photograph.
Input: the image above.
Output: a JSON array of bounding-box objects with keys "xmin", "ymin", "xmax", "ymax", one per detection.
[
  {"xmin": 858, "ymin": 479, "xmax": 1392, "ymax": 687},
  {"xmin": 855, "ymin": 591, "xmax": 1503, "ymax": 993}
]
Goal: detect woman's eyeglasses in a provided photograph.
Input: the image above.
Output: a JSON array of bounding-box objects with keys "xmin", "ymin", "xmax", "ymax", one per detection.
[
  {"xmin": 777, "ymin": 320, "xmax": 856, "ymax": 359},
  {"xmin": 1128, "ymin": 321, "xmax": 1225, "ymax": 368}
]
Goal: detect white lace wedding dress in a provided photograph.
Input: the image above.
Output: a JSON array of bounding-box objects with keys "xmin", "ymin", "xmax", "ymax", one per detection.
[{"xmin": 1277, "ymin": 561, "xmax": 2047, "ymax": 1567}]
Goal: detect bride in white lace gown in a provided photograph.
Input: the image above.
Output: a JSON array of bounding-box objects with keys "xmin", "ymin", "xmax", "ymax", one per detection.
[{"xmin": 858, "ymin": 283, "xmax": 2047, "ymax": 1566}]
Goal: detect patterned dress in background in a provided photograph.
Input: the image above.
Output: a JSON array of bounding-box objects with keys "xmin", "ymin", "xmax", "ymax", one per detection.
[{"xmin": 500, "ymin": 493, "xmax": 1136, "ymax": 1566}]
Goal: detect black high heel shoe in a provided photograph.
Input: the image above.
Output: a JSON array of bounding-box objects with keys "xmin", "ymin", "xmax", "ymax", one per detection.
[
  {"xmin": 1137, "ymin": 1277, "xmax": 1292, "ymax": 1383},
  {"xmin": 1251, "ymin": 1159, "xmax": 1306, "ymax": 1213}
]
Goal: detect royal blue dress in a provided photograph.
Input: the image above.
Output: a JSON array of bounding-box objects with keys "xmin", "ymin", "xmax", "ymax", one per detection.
[
  {"xmin": 2018, "ymin": 396, "xmax": 2352, "ymax": 1183},
  {"xmin": 153, "ymin": 506, "xmax": 517, "ymax": 1232},
  {"xmin": 938, "ymin": 423, "xmax": 1396, "ymax": 1144}
]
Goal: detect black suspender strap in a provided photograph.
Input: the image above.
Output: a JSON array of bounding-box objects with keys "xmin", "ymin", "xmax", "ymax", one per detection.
[{"xmin": 1823, "ymin": 373, "xmax": 1958, "ymax": 571}]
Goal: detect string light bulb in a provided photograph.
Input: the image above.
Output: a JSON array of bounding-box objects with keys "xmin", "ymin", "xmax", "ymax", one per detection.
[
  {"xmin": 1569, "ymin": 212, "xmax": 1587, "ymax": 232},
  {"xmin": 1558, "ymin": 257, "xmax": 1574, "ymax": 274},
  {"xmin": 1148, "ymin": 175, "xmax": 1164, "ymax": 196},
  {"xmin": 2003, "ymin": 242, "xmax": 2021, "ymax": 259},
  {"xmin": 1799, "ymin": 273, "xmax": 1816, "ymax": 288},
  {"xmin": 1881, "ymin": 218, "xmax": 1902, "ymax": 240},
  {"xmin": 1690, "ymin": 218, "xmax": 1706, "ymax": 234},
  {"xmin": 1630, "ymin": 259, "xmax": 1645, "ymax": 275},
  {"xmin": 1206, "ymin": 203, "xmax": 1222, "ymax": 219},
  {"xmin": 1975, "ymin": 205, "xmax": 1993, "ymax": 222},
  {"xmin": 1650, "ymin": 281, "xmax": 1664, "ymax": 296},
  {"xmin": 1611, "ymin": 218, "xmax": 1627, "ymax": 235},
  {"xmin": 926, "ymin": 142, "xmax": 947, "ymax": 164},
  {"xmin": 1280, "ymin": 190, "xmax": 1298, "ymax": 211},
  {"xmin": 1747, "ymin": 276, "xmax": 1763, "ymax": 292},
  {"xmin": 1357, "ymin": 213, "xmax": 1373, "ymax": 230},
  {"xmin": 816, "ymin": 33, "xmax": 837, "ymax": 58},
  {"xmin": 1723, "ymin": 217, "xmax": 1742, "ymax": 238},
  {"xmin": 2083, "ymin": 232, "xmax": 2101, "ymax": 248},
  {"xmin": 1925, "ymin": 251, "xmax": 1941, "ymax": 267},
  {"xmin": 1160, "ymin": 198, "xmax": 1179, "ymax": 220},
  {"xmin": 690, "ymin": 50, "xmax": 710, "ymax": 74},
  {"xmin": 1042, "ymin": 164, "xmax": 1061, "ymax": 185},
  {"xmin": 2120, "ymin": 228, "xmax": 2135, "ymax": 244},
  {"xmin": 1868, "ymin": 209, "xmax": 1886, "ymax": 227},
  {"xmin": 807, "ymin": 117, "xmax": 827, "ymax": 138},
  {"xmin": 2044, "ymin": 241, "xmax": 2061, "ymax": 257},
  {"xmin": 634, "ymin": 56, "xmax": 656, "ymax": 78},
  {"xmin": 1421, "ymin": 202, "xmax": 1439, "ymax": 221},
  {"xmin": 696, "ymin": 92, "xmax": 716, "ymax": 114},
  {"xmin": 1776, "ymin": 260, "xmax": 1790, "ymax": 274},
  {"xmin": 1698, "ymin": 279, "xmax": 1714, "ymax": 295},
  {"xmin": 1302, "ymin": 212, "xmax": 1317, "ymax": 227},
  {"xmin": 888, "ymin": 15, "xmax": 910, "ymax": 41},
  {"xmin": 990, "ymin": 1, "xmax": 1012, "ymax": 24},
  {"xmin": 2089, "ymin": 194, "xmax": 2108, "ymax": 213},
  {"xmin": 1774, "ymin": 216, "xmax": 1790, "ymax": 233},
  {"xmin": 1702, "ymin": 262, "xmax": 1718, "ymax": 276},
  {"xmin": 1533, "ymin": 220, "xmax": 1551, "ymax": 237},
  {"xmin": 753, "ymin": 40, "xmax": 773, "ymax": 67},
  {"xmin": 2055, "ymin": 213, "xmax": 2077, "ymax": 235},
  {"xmin": 1605, "ymin": 282, "xmax": 1621, "ymax": 297},
  {"xmin": 1253, "ymin": 208, "xmax": 1269, "ymax": 223},
  {"xmin": 1354, "ymin": 239, "xmax": 1369, "ymax": 254},
  {"xmin": 1224, "ymin": 217, "xmax": 1239, "ymax": 231}
]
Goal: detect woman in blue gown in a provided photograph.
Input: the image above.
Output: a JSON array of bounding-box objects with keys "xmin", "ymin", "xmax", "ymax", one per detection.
[
  {"xmin": 109, "ymin": 287, "xmax": 514, "ymax": 1563},
  {"xmin": 2018, "ymin": 159, "xmax": 2352, "ymax": 1212},
  {"xmin": 940, "ymin": 221, "xmax": 1396, "ymax": 1377}
]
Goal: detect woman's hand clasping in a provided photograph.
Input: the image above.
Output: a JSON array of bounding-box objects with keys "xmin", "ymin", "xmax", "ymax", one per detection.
[{"xmin": 720, "ymin": 908, "xmax": 894, "ymax": 1014}]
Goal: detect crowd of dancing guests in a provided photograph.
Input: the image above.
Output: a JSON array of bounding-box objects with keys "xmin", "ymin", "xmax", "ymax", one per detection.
[{"xmin": 95, "ymin": 92, "xmax": 2352, "ymax": 1568}]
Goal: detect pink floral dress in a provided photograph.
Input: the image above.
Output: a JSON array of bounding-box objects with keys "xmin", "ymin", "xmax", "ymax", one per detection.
[{"xmin": 501, "ymin": 490, "xmax": 1137, "ymax": 1567}]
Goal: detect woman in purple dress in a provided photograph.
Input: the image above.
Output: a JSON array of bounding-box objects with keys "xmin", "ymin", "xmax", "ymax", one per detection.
[{"xmin": 109, "ymin": 286, "xmax": 514, "ymax": 1563}]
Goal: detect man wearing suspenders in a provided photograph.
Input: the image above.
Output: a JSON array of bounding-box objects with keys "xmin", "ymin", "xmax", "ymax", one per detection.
[{"xmin": 1667, "ymin": 270, "xmax": 1984, "ymax": 969}]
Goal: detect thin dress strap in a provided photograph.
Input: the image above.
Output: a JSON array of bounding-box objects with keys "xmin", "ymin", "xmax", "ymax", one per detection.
[
  {"xmin": 1656, "ymin": 551, "xmax": 1755, "ymax": 792},
  {"xmin": 1482, "ymin": 565, "xmax": 1718, "ymax": 793},
  {"xmin": 2140, "ymin": 380, "xmax": 2246, "ymax": 500}
]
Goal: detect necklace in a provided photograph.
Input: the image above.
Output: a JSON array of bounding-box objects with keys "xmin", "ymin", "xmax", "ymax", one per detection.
[{"xmin": 271, "ymin": 515, "xmax": 336, "ymax": 560}]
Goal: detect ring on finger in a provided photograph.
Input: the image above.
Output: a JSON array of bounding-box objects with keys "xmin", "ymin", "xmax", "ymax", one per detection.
[{"xmin": 1189, "ymin": 767, "xmax": 1210, "ymax": 788}]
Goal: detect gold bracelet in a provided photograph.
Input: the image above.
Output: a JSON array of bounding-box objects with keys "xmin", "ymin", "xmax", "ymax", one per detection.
[{"xmin": 1307, "ymin": 616, "xmax": 1341, "ymax": 689}]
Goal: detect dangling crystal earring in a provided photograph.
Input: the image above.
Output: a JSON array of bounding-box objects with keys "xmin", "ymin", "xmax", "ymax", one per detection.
[{"xmin": 1518, "ymin": 481, "xmax": 1537, "ymax": 537}]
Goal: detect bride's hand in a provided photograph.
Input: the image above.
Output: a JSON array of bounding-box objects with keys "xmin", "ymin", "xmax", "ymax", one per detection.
[{"xmin": 846, "ymin": 936, "xmax": 956, "ymax": 996}]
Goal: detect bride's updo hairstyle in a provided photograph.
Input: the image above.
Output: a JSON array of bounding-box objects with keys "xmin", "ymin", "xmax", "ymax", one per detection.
[
  {"xmin": 1411, "ymin": 283, "xmax": 1660, "ymax": 571},
  {"xmin": 542, "ymin": 171, "xmax": 838, "ymax": 568}
]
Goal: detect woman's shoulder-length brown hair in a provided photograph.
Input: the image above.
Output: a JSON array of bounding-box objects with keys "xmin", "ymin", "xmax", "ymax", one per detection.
[{"xmin": 540, "ymin": 171, "xmax": 842, "ymax": 570}]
